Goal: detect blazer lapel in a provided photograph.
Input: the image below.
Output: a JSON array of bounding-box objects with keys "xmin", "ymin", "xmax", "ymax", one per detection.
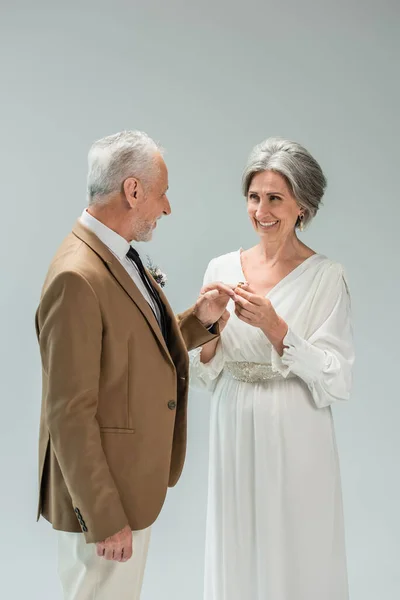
[
  {"xmin": 148, "ymin": 274, "xmax": 189, "ymax": 373},
  {"xmin": 72, "ymin": 221, "xmax": 173, "ymax": 365}
]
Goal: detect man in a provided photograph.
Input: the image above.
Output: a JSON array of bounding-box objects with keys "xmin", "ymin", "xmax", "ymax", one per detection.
[{"xmin": 36, "ymin": 131, "xmax": 233, "ymax": 599}]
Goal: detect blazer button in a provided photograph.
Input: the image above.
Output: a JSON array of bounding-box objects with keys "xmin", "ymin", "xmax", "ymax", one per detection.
[{"xmin": 168, "ymin": 400, "xmax": 177, "ymax": 410}]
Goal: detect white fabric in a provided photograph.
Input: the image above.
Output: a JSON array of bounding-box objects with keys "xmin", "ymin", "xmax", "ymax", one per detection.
[
  {"xmin": 79, "ymin": 209, "xmax": 160, "ymax": 322},
  {"xmin": 57, "ymin": 528, "xmax": 151, "ymax": 600},
  {"xmin": 190, "ymin": 250, "xmax": 354, "ymax": 600}
]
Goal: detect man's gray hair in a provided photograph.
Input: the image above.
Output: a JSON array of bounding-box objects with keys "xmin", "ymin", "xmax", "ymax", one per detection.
[
  {"xmin": 242, "ymin": 137, "xmax": 327, "ymax": 227},
  {"xmin": 87, "ymin": 130, "xmax": 163, "ymax": 204}
]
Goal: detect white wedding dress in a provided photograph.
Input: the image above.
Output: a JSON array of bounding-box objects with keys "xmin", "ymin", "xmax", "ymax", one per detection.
[{"xmin": 190, "ymin": 250, "xmax": 354, "ymax": 600}]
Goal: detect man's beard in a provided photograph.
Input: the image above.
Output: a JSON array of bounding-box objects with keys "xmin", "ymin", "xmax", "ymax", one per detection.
[{"xmin": 134, "ymin": 219, "xmax": 154, "ymax": 242}]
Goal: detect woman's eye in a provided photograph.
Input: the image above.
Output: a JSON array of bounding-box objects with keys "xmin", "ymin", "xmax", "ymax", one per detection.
[{"xmin": 249, "ymin": 194, "xmax": 259, "ymax": 201}]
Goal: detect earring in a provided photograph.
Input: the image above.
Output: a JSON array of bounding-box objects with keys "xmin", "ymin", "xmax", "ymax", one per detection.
[{"xmin": 299, "ymin": 214, "xmax": 304, "ymax": 232}]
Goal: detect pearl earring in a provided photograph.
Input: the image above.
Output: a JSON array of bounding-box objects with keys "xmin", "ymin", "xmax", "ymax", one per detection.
[{"xmin": 299, "ymin": 214, "xmax": 304, "ymax": 232}]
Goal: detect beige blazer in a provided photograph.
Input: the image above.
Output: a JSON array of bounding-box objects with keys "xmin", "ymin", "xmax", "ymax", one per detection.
[{"xmin": 36, "ymin": 222, "xmax": 217, "ymax": 543}]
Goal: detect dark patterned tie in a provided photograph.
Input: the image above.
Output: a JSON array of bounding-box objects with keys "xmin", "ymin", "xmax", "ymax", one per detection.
[{"xmin": 126, "ymin": 246, "xmax": 168, "ymax": 343}]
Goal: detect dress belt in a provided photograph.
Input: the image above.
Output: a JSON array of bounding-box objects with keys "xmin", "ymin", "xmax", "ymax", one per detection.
[{"xmin": 225, "ymin": 361, "xmax": 295, "ymax": 384}]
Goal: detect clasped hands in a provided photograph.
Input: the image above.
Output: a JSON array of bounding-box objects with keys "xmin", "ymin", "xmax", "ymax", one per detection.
[{"xmin": 193, "ymin": 280, "xmax": 288, "ymax": 352}]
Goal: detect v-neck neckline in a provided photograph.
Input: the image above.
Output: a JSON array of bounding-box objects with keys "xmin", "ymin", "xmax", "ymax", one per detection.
[{"xmin": 237, "ymin": 248, "xmax": 322, "ymax": 298}]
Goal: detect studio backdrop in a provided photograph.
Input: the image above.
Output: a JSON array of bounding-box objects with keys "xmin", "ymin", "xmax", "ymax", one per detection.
[{"xmin": 1, "ymin": 1, "xmax": 399, "ymax": 599}]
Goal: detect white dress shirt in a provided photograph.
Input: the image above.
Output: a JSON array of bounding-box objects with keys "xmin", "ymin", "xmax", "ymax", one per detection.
[{"xmin": 79, "ymin": 209, "xmax": 161, "ymax": 323}]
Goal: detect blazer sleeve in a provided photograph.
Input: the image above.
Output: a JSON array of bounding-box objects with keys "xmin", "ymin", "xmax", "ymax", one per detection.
[
  {"xmin": 176, "ymin": 309, "xmax": 220, "ymax": 351},
  {"xmin": 37, "ymin": 270, "xmax": 129, "ymax": 543}
]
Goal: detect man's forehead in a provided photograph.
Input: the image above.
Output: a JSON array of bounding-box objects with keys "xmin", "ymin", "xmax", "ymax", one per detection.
[{"xmin": 160, "ymin": 160, "xmax": 169, "ymax": 185}]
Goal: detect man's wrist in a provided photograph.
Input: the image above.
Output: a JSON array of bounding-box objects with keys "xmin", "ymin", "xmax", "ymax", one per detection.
[{"xmin": 192, "ymin": 308, "xmax": 215, "ymax": 331}]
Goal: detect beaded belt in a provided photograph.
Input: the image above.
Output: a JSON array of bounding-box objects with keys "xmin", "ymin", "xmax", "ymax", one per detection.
[{"xmin": 225, "ymin": 361, "xmax": 293, "ymax": 384}]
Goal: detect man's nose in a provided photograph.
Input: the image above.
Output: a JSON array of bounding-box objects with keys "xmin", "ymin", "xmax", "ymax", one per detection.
[{"xmin": 163, "ymin": 195, "xmax": 171, "ymax": 216}]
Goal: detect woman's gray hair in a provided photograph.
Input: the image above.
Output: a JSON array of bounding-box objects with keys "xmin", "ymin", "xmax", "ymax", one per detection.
[
  {"xmin": 242, "ymin": 137, "xmax": 327, "ymax": 227},
  {"xmin": 87, "ymin": 130, "xmax": 163, "ymax": 205}
]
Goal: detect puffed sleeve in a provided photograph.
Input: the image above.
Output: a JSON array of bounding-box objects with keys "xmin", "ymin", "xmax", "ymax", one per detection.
[{"xmin": 271, "ymin": 263, "xmax": 354, "ymax": 409}]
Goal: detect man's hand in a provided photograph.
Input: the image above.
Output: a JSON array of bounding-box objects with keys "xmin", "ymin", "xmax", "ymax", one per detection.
[
  {"xmin": 193, "ymin": 282, "xmax": 236, "ymax": 328},
  {"xmin": 96, "ymin": 524, "xmax": 133, "ymax": 562}
]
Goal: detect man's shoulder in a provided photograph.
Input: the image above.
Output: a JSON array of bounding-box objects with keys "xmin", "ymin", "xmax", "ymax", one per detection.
[{"xmin": 43, "ymin": 231, "xmax": 107, "ymax": 291}]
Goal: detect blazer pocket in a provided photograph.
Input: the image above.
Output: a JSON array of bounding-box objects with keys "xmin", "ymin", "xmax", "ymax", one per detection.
[{"xmin": 99, "ymin": 427, "xmax": 136, "ymax": 434}]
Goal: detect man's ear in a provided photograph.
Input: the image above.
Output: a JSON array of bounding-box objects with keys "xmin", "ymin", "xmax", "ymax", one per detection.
[{"xmin": 123, "ymin": 177, "xmax": 141, "ymax": 208}]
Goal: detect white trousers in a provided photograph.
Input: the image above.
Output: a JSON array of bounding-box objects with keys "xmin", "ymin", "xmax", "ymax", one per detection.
[{"xmin": 57, "ymin": 527, "xmax": 151, "ymax": 600}]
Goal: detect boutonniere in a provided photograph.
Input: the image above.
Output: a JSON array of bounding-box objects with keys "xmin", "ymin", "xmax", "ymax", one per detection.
[{"xmin": 146, "ymin": 256, "xmax": 167, "ymax": 288}]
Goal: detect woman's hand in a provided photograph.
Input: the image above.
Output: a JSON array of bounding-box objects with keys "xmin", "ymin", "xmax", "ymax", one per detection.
[{"xmin": 234, "ymin": 286, "xmax": 288, "ymax": 355}]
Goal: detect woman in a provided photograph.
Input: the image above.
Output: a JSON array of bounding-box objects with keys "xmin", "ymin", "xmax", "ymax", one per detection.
[{"xmin": 190, "ymin": 138, "xmax": 354, "ymax": 600}]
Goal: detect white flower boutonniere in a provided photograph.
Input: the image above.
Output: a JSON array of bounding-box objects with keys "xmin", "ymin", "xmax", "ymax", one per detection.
[{"xmin": 146, "ymin": 256, "xmax": 167, "ymax": 288}]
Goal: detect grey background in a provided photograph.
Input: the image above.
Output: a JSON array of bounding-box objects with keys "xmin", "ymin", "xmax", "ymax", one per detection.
[{"xmin": 1, "ymin": 1, "xmax": 399, "ymax": 598}]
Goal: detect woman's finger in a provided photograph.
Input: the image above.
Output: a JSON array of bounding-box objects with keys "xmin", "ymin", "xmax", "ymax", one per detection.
[
  {"xmin": 234, "ymin": 296, "xmax": 258, "ymax": 314},
  {"xmin": 201, "ymin": 282, "xmax": 236, "ymax": 297},
  {"xmin": 234, "ymin": 286, "xmax": 264, "ymax": 305},
  {"xmin": 235, "ymin": 306, "xmax": 253, "ymax": 319},
  {"xmin": 235, "ymin": 306, "xmax": 254, "ymax": 320},
  {"xmin": 237, "ymin": 282, "xmax": 257, "ymax": 294},
  {"xmin": 235, "ymin": 310, "xmax": 253, "ymax": 325}
]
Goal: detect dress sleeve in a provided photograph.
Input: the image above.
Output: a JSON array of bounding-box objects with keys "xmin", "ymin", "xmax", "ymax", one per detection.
[
  {"xmin": 189, "ymin": 259, "xmax": 225, "ymax": 392},
  {"xmin": 271, "ymin": 263, "xmax": 354, "ymax": 409}
]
